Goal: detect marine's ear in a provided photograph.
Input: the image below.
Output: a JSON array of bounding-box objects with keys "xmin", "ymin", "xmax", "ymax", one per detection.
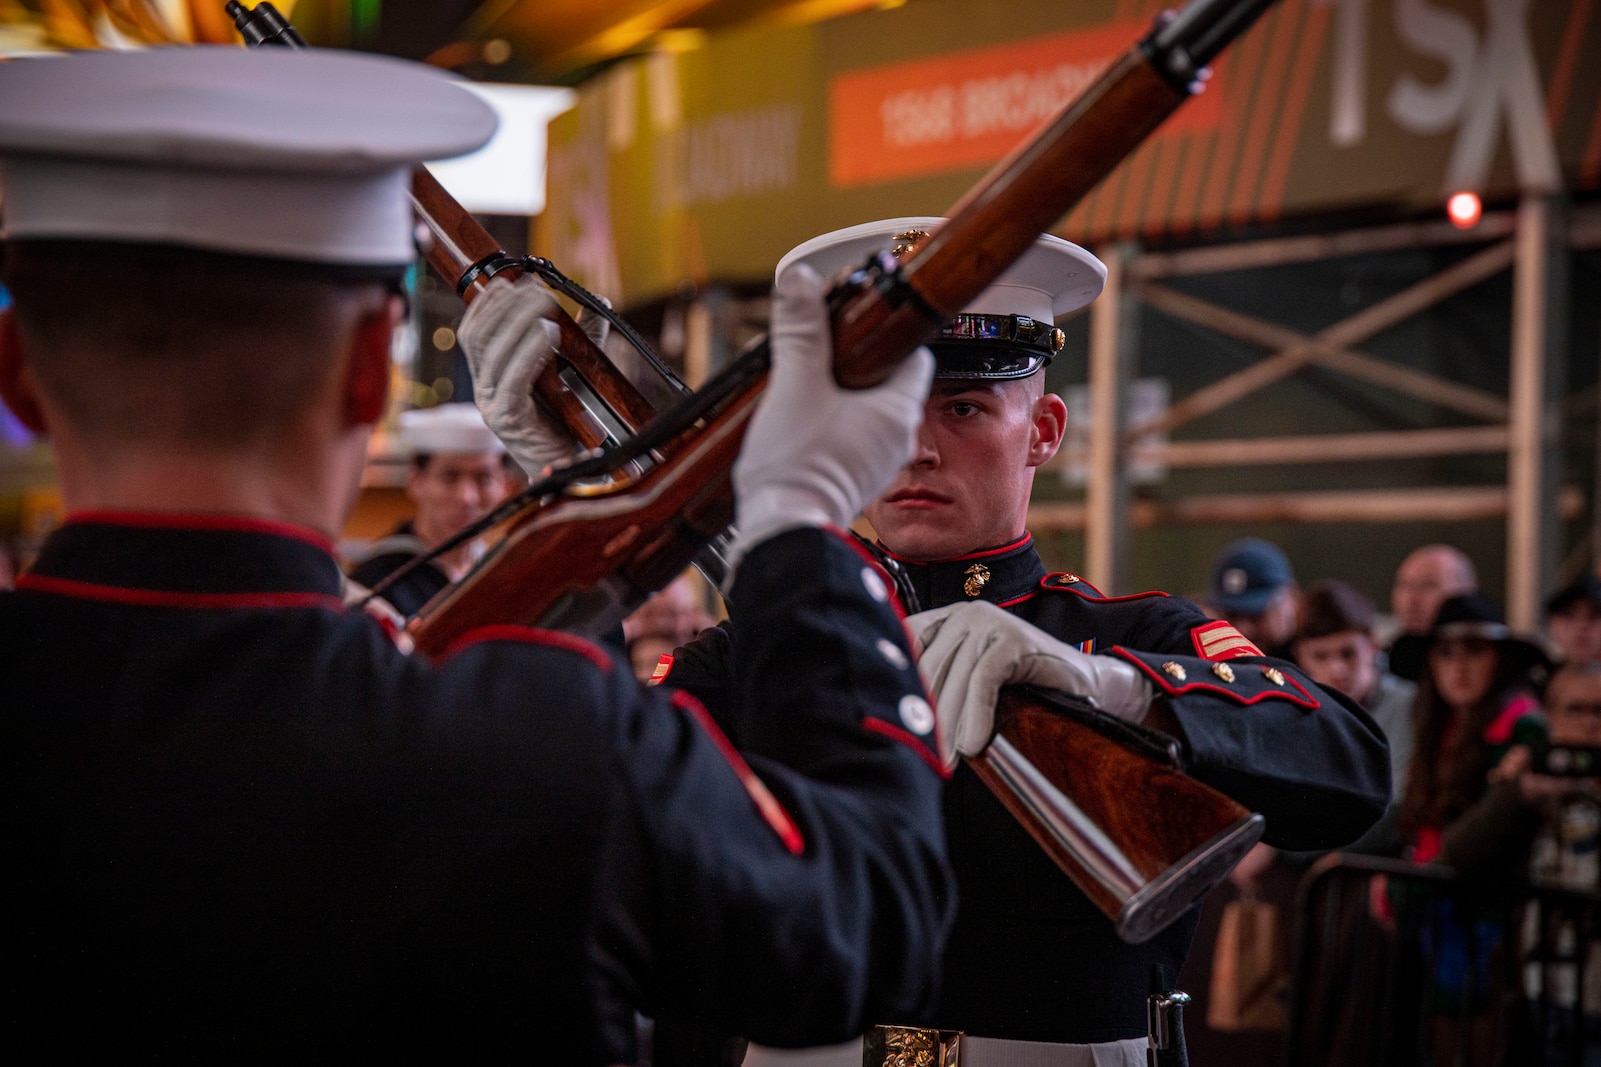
[
  {"xmin": 1027, "ymin": 391, "xmax": 1067, "ymax": 468},
  {"xmin": 341, "ymin": 294, "xmax": 404, "ymax": 428},
  {"xmin": 0, "ymin": 310, "xmax": 48, "ymax": 435}
]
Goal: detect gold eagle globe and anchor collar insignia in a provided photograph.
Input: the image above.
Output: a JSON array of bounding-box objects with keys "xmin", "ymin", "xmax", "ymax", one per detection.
[{"xmin": 882, "ymin": 534, "xmax": 1045, "ymax": 609}]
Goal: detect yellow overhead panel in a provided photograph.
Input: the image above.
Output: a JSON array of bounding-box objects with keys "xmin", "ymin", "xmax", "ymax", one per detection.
[{"xmin": 468, "ymin": 0, "xmax": 888, "ymax": 78}]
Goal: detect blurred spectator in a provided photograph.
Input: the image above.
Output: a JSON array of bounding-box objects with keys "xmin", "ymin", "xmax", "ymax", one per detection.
[
  {"xmin": 1429, "ymin": 664, "xmax": 1601, "ymax": 1064},
  {"xmin": 348, "ymin": 404, "xmax": 513, "ymax": 616},
  {"xmin": 1207, "ymin": 537, "xmax": 1299, "ymax": 659},
  {"xmin": 1522, "ymin": 663, "xmax": 1601, "ymax": 887},
  {"xmin": 1388, "ymin": 544, "xmax": 1478, "ymax": 682},
  {"xmin": 1400, "ymin": 593, "xmax": 1549, "ymax": 866},
  {"xmin": 1295, "ymin": 580, "xmax": 1416, "ymax": 855},
  {"xmin": 1546, "ymin": 574, "xmax": 1601, "ymax": 667},
  {"xmin": 623, "ymin": 572, "xmax": 716, "ymax": 682}
]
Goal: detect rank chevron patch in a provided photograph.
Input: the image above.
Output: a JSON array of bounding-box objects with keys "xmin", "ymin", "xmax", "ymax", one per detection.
[{"xmin": 1191, "ymin": 620, "xmax": 1263, "ymax": 661}]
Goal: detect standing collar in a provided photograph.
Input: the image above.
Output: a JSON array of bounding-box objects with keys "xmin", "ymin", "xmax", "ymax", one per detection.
[
  {"xmin": 19, "ymin": 511, "xmax": 345, "ymax": 606},
  {"xmin": 884, "ymin": 534, "xmax": 1047, "ymax": 610}
]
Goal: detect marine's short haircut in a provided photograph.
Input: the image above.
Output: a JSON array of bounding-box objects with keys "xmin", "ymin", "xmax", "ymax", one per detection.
[
  {"xmin": 1297, "ymin": 579, "xmax": 1376, "ymax": 641},
  {"xmin": 2, "ymin": 239, "xmax": 396, "ymax": 450}
]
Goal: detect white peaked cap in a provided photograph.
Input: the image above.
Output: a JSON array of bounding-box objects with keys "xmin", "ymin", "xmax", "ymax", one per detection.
[
  {"xmin": 0, "ymin": 46, "xmax": 497, "ymax": 267},
  {"xmin": 399, "ymin": 404, "xmax": 505, "ymax": 456},
  {"xmin": 776, "ymin": 217, "xmax": 1106, "ymax": 322}
]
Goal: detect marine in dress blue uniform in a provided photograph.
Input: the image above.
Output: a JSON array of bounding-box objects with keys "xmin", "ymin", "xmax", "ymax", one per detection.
[
  {"xmin": 0, "ymin": 55, "xmax": 951, "ymax": 1062},
  {"xmin": 649, "ymin": 221, "xmax": 1392, "ymax": 1066}
]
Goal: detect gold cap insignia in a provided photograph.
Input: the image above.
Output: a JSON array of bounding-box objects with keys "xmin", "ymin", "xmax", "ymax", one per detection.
[
  {"xmin": 1212, "ymin": 662, "xmax": 1236, "ymax": 683},
  {"xmin": 891, "ymin": 228, "xmax": 932, "ymax": 258},
  {"xmin": 1162, "ymin": 661, "xmax": 1187, "ymax": 682},
  {"xmin": 963, "ymin": 563, "xmax": 991, "ymax": 598},
  {"xmin": 1263, "ymin": 667, "xmax": 1286, "ymax": 686}
]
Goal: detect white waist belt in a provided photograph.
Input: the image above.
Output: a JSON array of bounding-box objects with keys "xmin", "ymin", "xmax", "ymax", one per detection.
[{"xmin": 742, "ymin": 1034, "xmax": 1148, "ymax": 1067}]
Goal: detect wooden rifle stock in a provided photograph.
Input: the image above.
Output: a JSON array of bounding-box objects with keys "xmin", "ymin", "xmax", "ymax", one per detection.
[
  {"xmin": 408, "ymin": 168, "xmax": 660, "ymax": 451},
  {"xmin": 230, "ymin": 0, "xmax": 1278, "ymax": 940},
  {"xmin": 975, "ymin": 688, "xmax": 1263, "ymax": 942}
]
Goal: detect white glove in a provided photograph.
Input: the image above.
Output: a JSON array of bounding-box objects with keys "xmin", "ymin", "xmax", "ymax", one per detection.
[
  {"xmin": 727, "ymin": 263, "xmax": 934, "ymax": 572},
  {"xmin": 908, "ymin": 601, "xmax": 1155, "ymax": 767},
  {"xmin": 457, "ymin": 275, "xmax": 590, "ymax": 477}
]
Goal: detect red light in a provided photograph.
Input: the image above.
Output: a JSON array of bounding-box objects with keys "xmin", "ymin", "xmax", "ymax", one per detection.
[{"xmin": 1447, "ymin": 192, "xmax": 1482, "ymax": 229}]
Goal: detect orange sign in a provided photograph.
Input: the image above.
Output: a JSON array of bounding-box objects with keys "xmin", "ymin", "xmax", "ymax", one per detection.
[{"xmin": 829, "ymin": 21, "xmax": 1224, "ymax": 188}]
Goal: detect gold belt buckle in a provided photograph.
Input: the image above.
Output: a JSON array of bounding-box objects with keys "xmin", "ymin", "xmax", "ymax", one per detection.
[{"xmin": 863, "ymin": 1024, "xmax": 963, "ymax": 1066}]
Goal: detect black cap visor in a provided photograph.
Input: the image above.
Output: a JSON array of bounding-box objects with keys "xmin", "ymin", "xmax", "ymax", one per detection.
[{"xmin": 928, "ymin": 313, "xmax": 1063, "ymax": 380}]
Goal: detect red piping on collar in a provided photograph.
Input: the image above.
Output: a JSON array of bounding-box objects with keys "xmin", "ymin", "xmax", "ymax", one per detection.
[
  {"xmin": 996, "ymin": 591, "xmax": 1037, "ymax": 608},
  {"xmin": 881, "ymin": 533, "xmax": 1033, "ymax": 565},
  {"xmin": 15, "ymin": 573, "xmax": 344, "ymax": 613},
  {"xmin": 65, "ymin": 510, "xmax": 336, "ymax": 555},
  {"xmin": 440, "ymin": 624, "xmax": 614, "ymax": 673},
  {"xmin": 672, "ymin": 689, "xmax": 806, "ymax": 855}
]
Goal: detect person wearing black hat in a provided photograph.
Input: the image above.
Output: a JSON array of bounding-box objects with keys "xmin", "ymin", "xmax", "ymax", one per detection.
[
  {"xmin": 1397, "ymin": 593, "xmax": 1551, "ymax": 865},
  {"xmin": 1545, "ymin": 573, "xmax": 1601, "ymax": 667},
  {"xmin": 0, "ymin": 50, "xmax": 956, "ymax": 1059},
  {"xmin": 464, "ymin": 218, "xmax": 1392, "ymax": 1066}
]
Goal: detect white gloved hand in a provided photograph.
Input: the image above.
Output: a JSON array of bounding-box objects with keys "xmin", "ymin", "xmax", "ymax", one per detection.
[
  {"xmin": 908, "ymin": 601, "xmax": 1155, "ymax": 767},
  {"xmin": 457, "ymin": 275, "xmax": 585, "ymax": 477},
  {"xmin": 727, "ymin": 263, "xmax": 934, "ymax": 572}
]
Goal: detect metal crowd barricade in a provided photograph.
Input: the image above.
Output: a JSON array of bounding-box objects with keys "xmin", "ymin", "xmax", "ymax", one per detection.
[{"xmin": 1284, "ymin": 854, "xmax": 1601, "ymax": 1067}]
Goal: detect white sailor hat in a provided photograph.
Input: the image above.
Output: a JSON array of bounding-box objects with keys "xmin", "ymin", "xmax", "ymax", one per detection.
[
  {"xmin": 0, "ymin": 46, "xmax": 496, "ymax": 271},
  {"xmin": 777, "ymin": 217, "xmax": 1106, "ymax": 380},
  {"xmin": 399, "ymin": 404, "xmax": 505, "ymax": 457}
]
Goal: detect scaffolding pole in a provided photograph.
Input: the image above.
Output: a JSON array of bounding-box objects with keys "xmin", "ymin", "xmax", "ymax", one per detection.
[
  {"xmin": 1507, "ymin": 195, "xmax": 1568, "ymax": 630},
  {"xmin": 1086, "ymin": 244, "xmax": 1136, "ymax": 594}
]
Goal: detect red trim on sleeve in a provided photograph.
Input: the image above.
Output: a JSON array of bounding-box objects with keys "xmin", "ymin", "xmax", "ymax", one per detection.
[
  {"xmin": 14, "ymin": 574, "xmax": 345, "ymax": 612},
  {"xmin": 1039, "ymin": 579, "xmax": 1170, "ymax": 604},
  {"xmin": 441, "ymin": 624, "xmax": 614, "ymax": 673},
  {"xmin": 828, "ymin": 524, "xmax": 908, "ymax": 620},
  {"xmin": 648, "ymin": 654, "xmax": 674, "ymax": 686},
  {"xmin": 863, "ymin": 717, "xmax": 951, "ymax": 779},
  {"xmin": 1110, "ymin": 646, "xmax": 1320, "ymax": 709},
  {"xmin": 1190, "ymin": 620, "xmax": 1264, "ymax": 661},
  {"xmin": 64, "ymin": 510, "xmax": 336, "ymax": 554},
  {"xmin": 671, "ymin": 690, "xmax": 805, "ymax": 856}
]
